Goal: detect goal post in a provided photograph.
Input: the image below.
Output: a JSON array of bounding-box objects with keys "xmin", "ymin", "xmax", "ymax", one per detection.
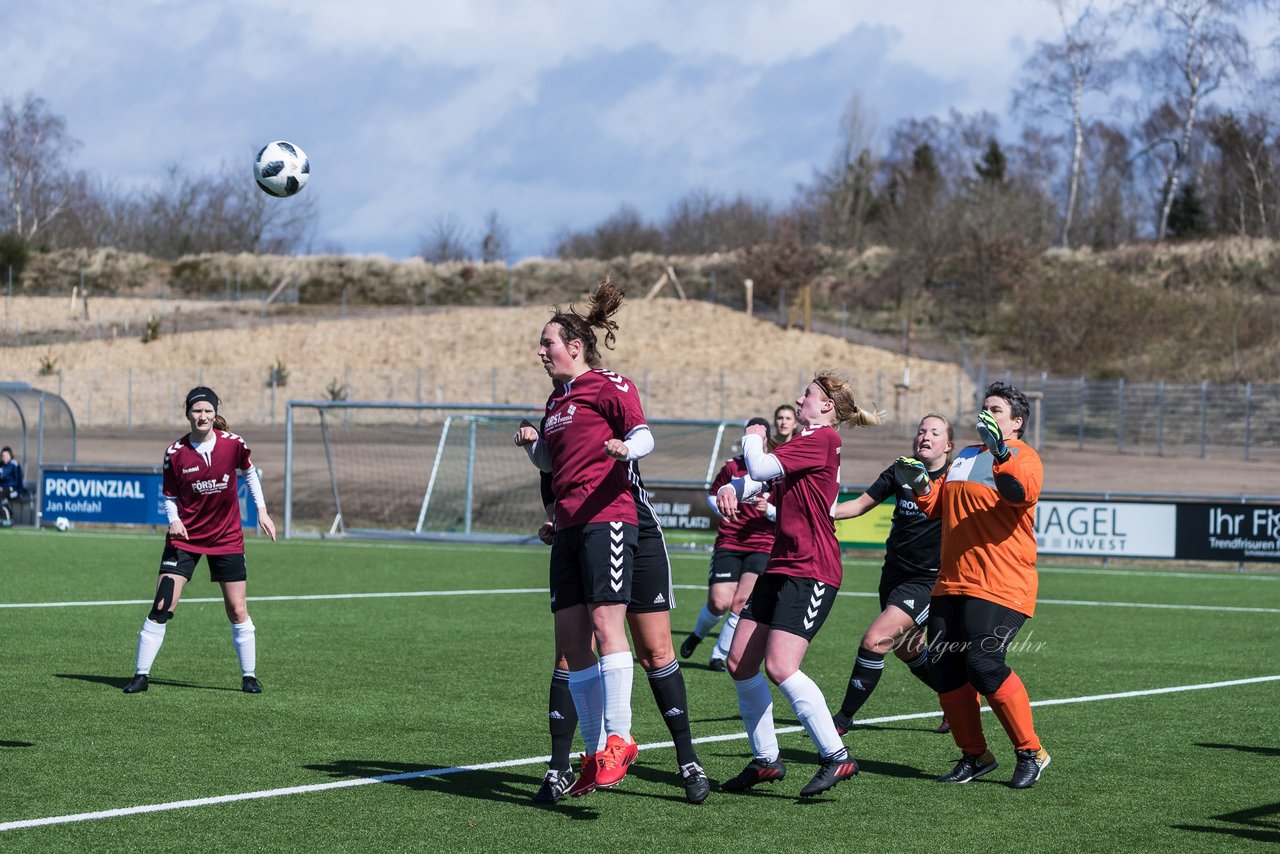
[{"xmin": 283, "ymin": 401, "xmax": 736, "ymax": 541}]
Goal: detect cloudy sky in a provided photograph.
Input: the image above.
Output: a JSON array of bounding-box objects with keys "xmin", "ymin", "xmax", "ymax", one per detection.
[{"xmin": 4, "ymin": 2, "xmax": 1276, "ymax": 260}]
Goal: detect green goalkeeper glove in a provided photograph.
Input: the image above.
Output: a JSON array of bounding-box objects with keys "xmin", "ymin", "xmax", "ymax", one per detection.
[
  {"xmin": 976, "ymin": 410, "xmax": 1009, "ymax": 462},
  {"xmin": 894, "ymin": 456, "xmax": 932, "ymax": 495}
]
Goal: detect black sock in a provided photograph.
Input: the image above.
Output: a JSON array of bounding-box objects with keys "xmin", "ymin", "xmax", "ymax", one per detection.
[
  {"xmin": 838, "ymin": 646, "xmax": 886, "ymax": 717},
  {"xmin": 905, "ymin": 647, "xmax": 937, "ymax": 691},
  {"xmin": 548, "ymin": 668, "xmax": 577, "ymax": 773},
  {"xmin": 647, "ymin": 660, "xmax": 698, "ymax": 766}
]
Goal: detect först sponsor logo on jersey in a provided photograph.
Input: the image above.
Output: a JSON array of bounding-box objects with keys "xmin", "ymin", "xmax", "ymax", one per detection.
[
  {"xmin": 43, "ymin": 474, "xmax": 148, "ymax": 515},
  {"xmin": 544, "ymin": 405, "xmax": 575, "ymax": 435},
  {"xmin": 191, "ymin": 473, "xmax": 232, "ymax": 495}
]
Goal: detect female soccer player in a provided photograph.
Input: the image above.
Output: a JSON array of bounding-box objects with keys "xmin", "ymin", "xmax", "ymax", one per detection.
[
  {"xmin": 830, "ymin": 414, "xmax": 955, "ymax": 734},
  {"xmin": 716, "ymin": 371, "xmax": 881, "ymax": 797},
  {"xmin": 773, "ymin": 403, "xmax": 797, "ymax": 446},
  {"xmin": 122, "ymin": 387, "xmax": 275, "ymax": 694},
  {"xmin": 898, "ymin": 382, "xmax": 1049, "ymax": 788},
  {"xmin": 679, "ymin": 417, "xmax": 777, "ymax": 672},
  {"xmin": 515, "ymin": 280, "xmax": 648, "ymax": 796},
  {"xmin": 532, "ymin": 468, "xmax": 709, "ymax": 805}
]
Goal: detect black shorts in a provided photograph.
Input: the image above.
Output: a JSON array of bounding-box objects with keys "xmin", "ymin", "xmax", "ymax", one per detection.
[
  {"xmin": 708, "ymin": 548, "xmax": 769, "ymax": 585},
  {"xmin": 629, "ymin": 525, "xmax": 675, "ymax": 613},
  {"xmin": 878, "ymin": 568, "xmax": 935, "ymax": 625},
  {"xmin": 159, "ymin": 543, "xmax": 247, "ymax": 582},
  {"xmin": 739, "ymin": 573, "xmax": 838, "ymax": 642},
  {"xmin": 927, "ymin": 595, "xmax": 1029, "ymax": 693},
  {"xmin": 548, "ymin": 521, "xmax": 637, "ymax": 612}
]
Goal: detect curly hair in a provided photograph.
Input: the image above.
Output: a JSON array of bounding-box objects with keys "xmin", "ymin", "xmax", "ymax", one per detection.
[{"xmin": 547, "ymin": 278, "xmax": 625, "ymax": 368}]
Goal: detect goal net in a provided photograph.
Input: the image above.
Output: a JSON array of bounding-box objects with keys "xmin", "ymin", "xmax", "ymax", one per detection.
[{"xmin": 283, "ymin": 401, "xmax": 735, "ymax": 541}]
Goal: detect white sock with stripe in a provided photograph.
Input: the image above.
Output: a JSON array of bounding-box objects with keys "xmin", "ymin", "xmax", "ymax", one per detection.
[
  {"xmin": 134, "ymin": 618, "xmax": 167, "ymax": 675},
  {"xmin": 692, "ymin": 604, "xmax": 722, "ymax": 639},
  {"xmin": 779, "ymin": 670, "xmax": 846, "ymax": 759},
  {"xmin": 733, "ymin": 671, "xmax": 778, "ymax": 762},
  {"xmin": 599, "ymin": 651, "xmax": 634, "ymax": 742},
  {"xmin": 231, "ymin": 618, "xmax": 256, "ymax": 677},
  {"xmin": 568, "ymin": 664, "xmax": 604, "ymax": 755},
  {"xmin": 713, "ymin": 611, "xmax": 740, "ymax": 661}
]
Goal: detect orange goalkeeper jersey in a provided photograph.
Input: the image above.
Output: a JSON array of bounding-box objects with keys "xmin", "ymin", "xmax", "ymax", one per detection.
[{"xmin": 915, "ymin": 439, "xmax": 1043, "ymax": 617}]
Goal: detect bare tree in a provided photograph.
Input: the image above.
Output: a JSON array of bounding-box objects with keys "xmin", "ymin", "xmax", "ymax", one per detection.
[
  {"xmin": 0, "ymin": 93, "xmax": 81, "ymax": 244},
  {"xmin": 419, "ymin": 214, "xmax": 473, "ymax": 263},
  {"xmin": 808, "ymin": 92, "xmax": 880, "ymax": 250},
  {"xmin": 479, "ymin": 209, "xmax": 510, "ymax": 263},
  {"xmin": 663, "ymin": 187, "xmax": 775, "ymax": 253},
  {"xmin": 1013, "ymin": 1, "xmax": 1121, "ymax": 247},
  {"xmin": 1130, "ymin": 0, "xmax": 1260, "ymax": 240}
]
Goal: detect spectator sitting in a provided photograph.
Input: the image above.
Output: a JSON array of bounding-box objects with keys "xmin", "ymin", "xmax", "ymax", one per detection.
[{"xmin": 0, "ymin": 446, "xmax": 26, "ymax": 499}]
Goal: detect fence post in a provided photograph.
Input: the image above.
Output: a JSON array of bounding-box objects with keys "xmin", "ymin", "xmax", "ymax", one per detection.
[
  {"xmin": 1117, "ymin": 378, "xmax": 1125, "ymax": 454},
  {"xmin": 127, "ymin": 368, "xmax": 134, "ymax": 432},
  {"xmin": 1077, "ymin": 375, "xmax": 1085, "ymax": 451},
  {"xmin": 1156, "ymin": 380, "xmax": 1165, "ymax": 456},
  {"xmin": 1243, "ymin": 381, "xmax": 1253, "ymax": 461},
  {"xmin": 710, "ymin": 269, "xmax": 718, "ymax": 304},
  {"xmin": 1199, "ymin": 380, "xmax": 1209, "ymax": 459}
]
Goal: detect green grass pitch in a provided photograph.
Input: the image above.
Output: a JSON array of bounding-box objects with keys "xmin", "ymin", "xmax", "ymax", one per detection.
[{"xmin": 1, "ymin": 529, "xmax": 1278, "ymax": 851}]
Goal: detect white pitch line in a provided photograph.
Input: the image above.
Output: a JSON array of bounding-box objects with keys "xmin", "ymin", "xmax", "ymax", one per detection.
[
  {"xmin": 3, "ymin": 587, "xmax": 1278, "ymax": 614},
  {"xmin": 2, "ymin": 673, "xmax": 1277, "ymax": 834}
]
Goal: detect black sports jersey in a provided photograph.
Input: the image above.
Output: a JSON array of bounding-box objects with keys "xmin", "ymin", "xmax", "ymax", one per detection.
[{"xmin": 862, "ymin": 462, "xmax": 946, "ymax": 577}]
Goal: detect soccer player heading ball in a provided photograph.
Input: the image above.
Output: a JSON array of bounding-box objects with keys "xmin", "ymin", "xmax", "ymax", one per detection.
[{"xmin": 122, "ymin": 387, "xmax": 276, "ymax": 695}]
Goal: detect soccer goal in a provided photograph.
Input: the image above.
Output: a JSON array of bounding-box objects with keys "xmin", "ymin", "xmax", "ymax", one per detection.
[{"xmin": 283, "ymin": 401, "xmax": 736, "ymax": 541}]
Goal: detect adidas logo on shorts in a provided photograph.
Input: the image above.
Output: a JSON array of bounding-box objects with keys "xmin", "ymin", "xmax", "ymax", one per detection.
[
  {"xmin": 904, "ymin": 598, "xmax": 915, "ymax": 608},
  {"xmin": 653, "ymin": 593, "xmax": 665, "ymax": 604}
]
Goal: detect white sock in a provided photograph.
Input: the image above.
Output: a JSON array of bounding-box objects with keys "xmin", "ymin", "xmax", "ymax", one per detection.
[
  {"xmin": 778, "ymin": 670, "xmax": 845, "ymax": 759},
  {"xmin": 568, "ymin": 665, "xmax": 604, "ymax": 755},
  {"xmin": 733, "ymin": 672, "xmax": 778, "ymax": 762},
  {"xmin": 231, "ymin": 618, "xmax": 256, "ymax": 677},
  {"xmin": 692, "ymin": 604, "xmax": 723, "ymax": 639},
  {"xmin": 599, "ymin": 651, "xmax": 634, "ymax": 743},
  {"xmin": 713, "ymin": 611, "xmax": 740, "ymax": 660},
  {"xmin": 134, "ymin": 618, "xmax": 167, "ymax": 675}
]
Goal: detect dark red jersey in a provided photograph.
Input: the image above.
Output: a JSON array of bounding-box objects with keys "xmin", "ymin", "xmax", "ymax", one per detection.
[
  {"xmin": 764, "ymin": 425, "xmax": 843, "ymax": 587},
  {"xmin": 541, "ymin": 369, "xmax": 647, "ymax": 528},
  {"xmin": 162, "ymin": 431, "xmax": 254, "ymax": 555},
  {"xmin": 709, "ymin": 456, "xmax": 776, "ymax": 554}
]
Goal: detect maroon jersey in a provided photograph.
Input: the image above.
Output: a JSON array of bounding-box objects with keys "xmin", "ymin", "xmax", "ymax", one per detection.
[
  {"xmin": 709, "ymin": 457, "xmax": 776, "ymax": 554},
  {"xmin": 541, "ymin": 369, "xmax": 646, "ymax": 528},
  {"xmin": 764, "ymin": 425, "xmax": 843, "ymax": 587},
  {"xmin": 162, "ymin": 431, "xmax": 253, "ymax": 555}
]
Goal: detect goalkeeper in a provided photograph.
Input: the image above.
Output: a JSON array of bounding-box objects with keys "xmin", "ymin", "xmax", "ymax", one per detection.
[{"xmin": 897, "ymin": 382, "xmax": 1050, "ymax": 789}]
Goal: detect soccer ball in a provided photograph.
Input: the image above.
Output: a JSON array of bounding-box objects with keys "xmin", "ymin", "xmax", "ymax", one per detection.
[
  {"xmin": 54, "ymin": 516, "xmax": 71, "ymax": 532},
  {"xmin": 253, "ymin": 140, "xmax": 310, "ymax": 197}
]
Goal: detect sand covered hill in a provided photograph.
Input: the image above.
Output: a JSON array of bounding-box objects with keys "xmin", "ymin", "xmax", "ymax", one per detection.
[{"xmin": 6, "ymin": 297, "xmax": 971, "ymax": 427}]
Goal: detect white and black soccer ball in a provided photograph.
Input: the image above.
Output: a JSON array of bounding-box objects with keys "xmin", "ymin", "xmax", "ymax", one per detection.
[
  {"xmin": 54, "ymin": 516, "xmax": 71, "ymax": 532},
  {"xmin": 253, "ymin": 140, "xmax": 310, "ymax": 197}
]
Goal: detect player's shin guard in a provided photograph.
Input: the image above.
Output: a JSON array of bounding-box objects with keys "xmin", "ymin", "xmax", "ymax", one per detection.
[
  {"xmin": 988, "ymin": 670, "xmax": 1040, "ymax": 751},
  {"xmin": 135, "ymin": 618, "xmax": 167, "ymax": 675},
  {"xmin": 713, "ymin": 611, "xmax": 740, "ymax": 661},
  {"xmin": 906, "ymin": 647, "xmax": 937, "ymax": 690},
  {"xmin": 837, "ymin": 646, "xmax": 885, "ymax": 717},
  {"xmin": 599, "ymin": 652, "xmax": 634, "ymax": 741},
  {"xmin": 568, "ymin": 664, "xmax": 605, "ymax": 754},
  {"xmin": 231, "ymin": 618, "xmax": 256, "ymax": 677},
  {"xmin": 938, "ymin": 684, "xmax": 986, "ymax": 755},
  {"xmin": 646, "ymin": 660, "xmax": 697, "ymax": 765},
  {"xmin": 549, "ymin": 668, "xmax": 578, "ymax": 772},
  {"xmin": 778, "ymin": 670, "xmax": 845, "ymax": 759},
  {"xmin": 733, "ymin": 671, "xmax": 778, "ymax": 762}
]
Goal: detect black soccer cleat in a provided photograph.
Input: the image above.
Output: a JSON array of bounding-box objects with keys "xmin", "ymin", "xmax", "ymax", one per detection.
[
  {"xmin": 799, "ymin": 755, "xmax": 859, "ymax": 797},
  {"xmin": 832, "ymin": 710, "xmax": 854, "ymax": 736},
  {"xmin": 242, "ymin": 676, "xmax": 263, "ymax": 694},
  {"xmin": 720, "ymin": 757, "xmax": 786, "ymax": 793},
  {"xmin": 708, "ymin": 656, "xmax": 728, "ymax": 672},
  {"xmin": 937, "ymin": 750, "xmax": 999, "ymax": 783},
  {"xmin": 1009, "ymin": 747, "xmax": 1050, "ymax": 789},
  {"xmin": 122, "ymin": 674, "xmax": 149, "ymax": 694},
  {"xmin": 679, "ymin": 634, "xmax": 701, "ymax": 659},
  {"xmin": 532, "ymin": 768, "xmax": 576, "ymax": 804},
  {"xmin": 680, "ymin": 761, "xmax": 710, "ymax": 804}
]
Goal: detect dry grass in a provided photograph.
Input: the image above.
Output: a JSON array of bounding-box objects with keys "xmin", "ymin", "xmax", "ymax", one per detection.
[
  {"xmin": 6, "ymin": 298, "xmax": 971, "ymax": 428},
  {"xmin": 1, "ymin": 295, "xmax": 234, "ymax": 337}
]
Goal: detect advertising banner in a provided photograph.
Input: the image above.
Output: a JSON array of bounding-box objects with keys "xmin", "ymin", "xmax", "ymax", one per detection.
[
  {"xmin": 643, "ymin": 485, "xmax": 717, "ymax": 532},
  {"xmin": 1034, "ymin": 500, "xmax": 1177, "ymax": 558},
  {"xmin": 1175, "ymin": 502, "xmax": 1280, "ymax": 563},
  {"xmin": 834, "ymin": 491, "xmax": 894, "ymax": 550},
  {"xmin": 42, "ymin": 468, "xmax": 260, "ymax": 529}
]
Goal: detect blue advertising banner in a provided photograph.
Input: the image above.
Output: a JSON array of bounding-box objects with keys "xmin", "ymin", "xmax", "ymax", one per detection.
[{"xmin": 41, "ymin": 469, "xmax": 260, "ymax": 528}]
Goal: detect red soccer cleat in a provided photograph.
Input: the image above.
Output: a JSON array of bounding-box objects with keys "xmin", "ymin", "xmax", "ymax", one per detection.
[
  {"xmin": 594, "ymin": 734, "xmax": 638, "ymax": 789},
  {"xmin": 567, "ymin": 753, "xmax": 598, "ymax": 797}
]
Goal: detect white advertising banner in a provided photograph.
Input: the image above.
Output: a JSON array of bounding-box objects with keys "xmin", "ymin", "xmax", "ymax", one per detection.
[{"xmin": 1034, "ymin": 500, "xmax": 1177, "ymax": 558}]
